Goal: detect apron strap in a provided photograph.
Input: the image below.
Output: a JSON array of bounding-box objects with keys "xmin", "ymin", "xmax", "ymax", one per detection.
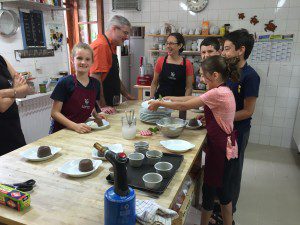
[
  {"xmin": 229, "ymin": 129, "xmax": 237, "ymax": 146},
  {"xmin": 71, "ymin": 74, "xmax": 78, "ymax": 87},
  {"xmin": 103, "ymin": 34, "xmax": 113, "ymax": 53}
]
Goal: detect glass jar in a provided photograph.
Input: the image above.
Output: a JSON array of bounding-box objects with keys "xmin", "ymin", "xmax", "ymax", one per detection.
[{"xmin": 121, "ymin": 116, "xmax": 136, "ymax": 140}]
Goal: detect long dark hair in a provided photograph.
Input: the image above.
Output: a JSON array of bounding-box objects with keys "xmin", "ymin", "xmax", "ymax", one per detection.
[
  {"xmin": 201, "ymin": 55, "xmax": 240, "ymax": 82},
  {"xmin": 168, "ymin": 33, "xmax": 185, "ymax": 53}
]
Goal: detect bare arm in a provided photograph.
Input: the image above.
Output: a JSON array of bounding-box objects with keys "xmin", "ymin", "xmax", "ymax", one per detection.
[
  {"xmin": 120, "ymin": 79, "xmax": 135, "ymax": 100},
  {"xmin": 5, "ymin": 57, "xmax": 18, "ymax": 79},
  {"xmin": 51, "ymin": 100, "xmax": 91, "ymax": 133},
  {"xmin": 164, "ymin": 95, "xmax": 197, "ymax": 102},
  {"xmin": 148, "ymin": 96, "xmax": 204, "ymax": 111},
  {"xmin": 235, "ymin": 97, "xmax": 257, "ymax": 121},
  {"xmin": 0, "ymin": 59, "xmax": 30, "ymax": 112},
  {"xmin": 150, "ymin": 71, "xmax": 159, "ymax": 99},
  {"xmin": 185, "ymin": 75, "xmax": 193, "ymax": 96}
]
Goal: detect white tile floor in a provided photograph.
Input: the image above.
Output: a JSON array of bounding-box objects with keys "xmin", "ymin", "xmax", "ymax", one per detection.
[{"xmin": 184, "ymin": 143, "xmax": 300, "ymax": 225}]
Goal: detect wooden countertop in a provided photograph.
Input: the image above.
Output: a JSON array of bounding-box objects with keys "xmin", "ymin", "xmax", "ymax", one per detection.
[{"xmin": 0, "ymin": 101, "xmax": 206, "ymax": 225}]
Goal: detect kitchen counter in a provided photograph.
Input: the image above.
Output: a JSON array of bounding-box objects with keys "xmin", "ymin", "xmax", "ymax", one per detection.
[{"xmin": 0, "ymin": 100, "xmax": 206, "ymax": 225}]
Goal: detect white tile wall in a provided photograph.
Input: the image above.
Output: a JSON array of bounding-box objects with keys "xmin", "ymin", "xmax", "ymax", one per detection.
[
  {"xmin": 0, "ymin": 9, "xmax": 69, "ymax": 92},
  {"xmin": 101, "ymin": 0, "xmax": 300, "ymax": 148}
]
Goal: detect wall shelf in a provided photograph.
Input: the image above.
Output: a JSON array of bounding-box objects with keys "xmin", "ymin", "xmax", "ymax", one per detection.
[
  {"xmin": 147, "ymin": 34, "xmax": 223, "ymax": 38},
  {"xmin": 0, "ymin": 0, "xmax": 66, "ymax": 11},
  {"xmin": 148, "ymin": 49, "xmax": 200, "ymax": 55}
]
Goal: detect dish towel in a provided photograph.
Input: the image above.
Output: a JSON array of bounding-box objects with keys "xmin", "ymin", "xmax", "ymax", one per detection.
[{"xmin": 136, "ymin": 199, "xmax": 178, "ymax": 225}]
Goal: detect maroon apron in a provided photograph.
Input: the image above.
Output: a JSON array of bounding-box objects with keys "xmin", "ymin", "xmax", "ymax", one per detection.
[
  {"xmin": 52, "ymin": 75, "xmax": 97, "ymax": 133},
  {"xmin": 204, "ymin": 104, "xmax": 237, "ymax": 187}
]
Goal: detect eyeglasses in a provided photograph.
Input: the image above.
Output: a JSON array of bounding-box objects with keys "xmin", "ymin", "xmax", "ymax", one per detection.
[
  {"xmin": 165, "ymin": 42, "xmax": 179, "ymax": 46},
  {"xmin": 116, "ymin": 27, "xmax": 130, "ymax": 36}
]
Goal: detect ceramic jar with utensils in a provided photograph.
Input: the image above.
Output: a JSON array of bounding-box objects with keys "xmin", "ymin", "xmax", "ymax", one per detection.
[{"xmin": 122, "ymin": 109, "xmax": 136, "ymax": 140}]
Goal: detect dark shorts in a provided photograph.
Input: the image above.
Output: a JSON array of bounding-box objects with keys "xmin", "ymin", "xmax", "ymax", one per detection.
[{"xmin": 202, "ymin": 157, "xmax": 238, "ymax": 211}]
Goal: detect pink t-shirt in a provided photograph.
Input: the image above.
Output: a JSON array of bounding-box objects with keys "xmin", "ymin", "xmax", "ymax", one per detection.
[{"xmin": 199, "ymin": 86, "xmax": 238, "ymax": 160}]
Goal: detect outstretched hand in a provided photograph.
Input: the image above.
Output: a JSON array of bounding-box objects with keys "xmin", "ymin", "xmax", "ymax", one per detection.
[{"xmin": 148, "ymin": 100, "xmax": 160, "ymax": 111}]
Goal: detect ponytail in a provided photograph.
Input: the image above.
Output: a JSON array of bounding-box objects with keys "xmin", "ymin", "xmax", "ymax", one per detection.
[
  {"xmin": 201, "ymin": 55, "xmax": 240, "ymax": 83},
  {"xmin": 224, "ymin": 57, "xmax": 240, "ymax": 82}
]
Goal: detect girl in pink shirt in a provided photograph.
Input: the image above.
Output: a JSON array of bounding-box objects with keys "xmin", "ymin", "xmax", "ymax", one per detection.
[{"xmin": 148, "ymin": 55, "xmax": 239, "ymax": 225}]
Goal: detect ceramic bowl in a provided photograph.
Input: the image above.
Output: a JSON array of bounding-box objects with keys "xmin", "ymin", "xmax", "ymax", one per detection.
[
  {"xmin": 142, "ymin": 173, "xmax": 163, "ymax": 190},
  {"xmin": 146, "ymin": 150, "xmax": 163, "ymax": 165},
  {"xmin": 128, "ymin": 153, "xmax": 145, "ymax": 167},
  {"xmin": 154, "ymin": 162, "xmax": 173, "ymax": 178}
]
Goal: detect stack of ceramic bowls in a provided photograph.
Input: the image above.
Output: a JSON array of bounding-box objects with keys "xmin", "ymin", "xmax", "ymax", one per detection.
[
  {"xmin": 139, "ymin": 107, "xmax": 172, "ymax": 124},
  {"xmin": 134, "ymin": 141, "xmax": 149, "ymax": 155}
]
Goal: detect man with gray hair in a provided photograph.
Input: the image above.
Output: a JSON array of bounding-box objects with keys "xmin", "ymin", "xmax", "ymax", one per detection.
[{"xmin": 90, "ymin": 15, "xmax": 135, "ymax": 114}]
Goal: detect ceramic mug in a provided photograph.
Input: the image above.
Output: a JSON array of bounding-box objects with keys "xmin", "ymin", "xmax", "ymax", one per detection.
[
  {"xmin": 195, "ymin": 27, "xmax": 201, "ymax": 34},
  {"xmin": 189, "ymin": 29, "xmax": 194, "ymax": 35}
]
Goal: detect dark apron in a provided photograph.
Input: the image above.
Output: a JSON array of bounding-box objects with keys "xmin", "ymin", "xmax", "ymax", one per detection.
[
  {"xmin": 102, "ymin": 34, "xmax": 121, "ymax": 106},
  {"xmin": 51, "ymin": 75, "xmax": 97, "ymax": 133},
  {"xmin": 155, "ymin": 56, "xmax": 186, "ymax": 98},
  {"xmin": 0, "ymin": 55, "xmax": 26, "ymax": 155},
  {"xmin": 203, "ymin": 94, "xmax": 237, "ymax": 187}
]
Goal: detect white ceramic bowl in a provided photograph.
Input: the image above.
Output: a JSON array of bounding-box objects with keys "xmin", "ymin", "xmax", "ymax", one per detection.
[
  {"xmin": 142, "ymin": 173, "xmax": 163, "ymax": 190},
  {"xmin": 154, "ymin": 162, "xmax": 173, "ymax": 178},
  {"xmin": 128, "ymin": 153, "xmax": 145, "ymax": 167},
  {"xmin": 146, "ymin": 150, "xmax": 163, "ymax": 165}
]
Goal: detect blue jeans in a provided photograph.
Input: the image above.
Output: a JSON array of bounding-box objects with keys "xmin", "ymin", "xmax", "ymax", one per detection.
[{"xmin": 232, "ymin": 129, "xmax": 250, "ymax": 213}]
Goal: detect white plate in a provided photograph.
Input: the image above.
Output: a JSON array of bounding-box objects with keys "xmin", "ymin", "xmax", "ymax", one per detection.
[
  {"xmin": 186, "ymin": 120, "xmax": 202, "ymax": 130},
  {"xmin": 141, "ymin": 99, "xmax": 171, "ymax": 110},
  {"xmin": 58, "ymin": 159, "xmax": 102, "ymax": 177},
  {"xmin": 20, "ymin": 146, "xmax": 61, "ymax": 161},
  {"xmin": 160, "ymin": 140, "xmax": 195, "ymax": 153},
  {"xmin": 92, "ymin": 144, "xmax": 123, "ymax": 160},
  {"xmin": 86, "ymin": 120, "xmax": 110, "ymax": 130}
]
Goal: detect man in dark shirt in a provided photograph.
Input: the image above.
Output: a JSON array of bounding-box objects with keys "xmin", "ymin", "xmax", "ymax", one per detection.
[{"xmin": 222, "ymin": 29, "xmax": 260, "ymax": 217}]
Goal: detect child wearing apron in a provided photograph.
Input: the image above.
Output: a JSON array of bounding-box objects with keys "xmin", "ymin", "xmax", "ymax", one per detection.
[
  {"xmin": 50, "ymin": 43, "xmax": 102, "ymax": 134},
  {"xmin": 148, "ymin": 55, "xmax": 239, "ymax": 225}
]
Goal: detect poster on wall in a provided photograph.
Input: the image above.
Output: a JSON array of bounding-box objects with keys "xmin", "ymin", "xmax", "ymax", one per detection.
[{"xmin": 48, "ymin": 24, "xmax": 64, "ymax": 51}]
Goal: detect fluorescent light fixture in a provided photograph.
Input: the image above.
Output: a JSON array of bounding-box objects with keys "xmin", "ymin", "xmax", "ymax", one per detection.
[
  {"xmin": 180, "ymin": 2, "xmax": 188, "ymax": 11},
  {"xmin": 277, "ymin": 0, "xmax": 286, "ymax": 8}
]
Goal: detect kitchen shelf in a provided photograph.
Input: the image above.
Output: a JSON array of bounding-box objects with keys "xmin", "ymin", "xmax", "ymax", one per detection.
[
  {"xmin": 0, "ymin": 0, "xmax": 66, "ymax": 11},
  {"xmin": 148, "ymin": 49, "xmax": 200, "ymax": 55},
  {"xmin": 147, "ymin": 34, "xmax": 223, "ymax": 38}
]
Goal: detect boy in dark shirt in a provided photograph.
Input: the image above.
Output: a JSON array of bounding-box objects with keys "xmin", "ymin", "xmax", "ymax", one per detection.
[{"xmin": 222, "ymin": 29, "xmax": 260, "ymax": 217}]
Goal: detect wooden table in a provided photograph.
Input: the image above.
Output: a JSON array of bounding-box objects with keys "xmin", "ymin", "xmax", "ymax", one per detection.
[{"xmin": 0, "ymin": 101, "xmax": 206, "ymax": 225}]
